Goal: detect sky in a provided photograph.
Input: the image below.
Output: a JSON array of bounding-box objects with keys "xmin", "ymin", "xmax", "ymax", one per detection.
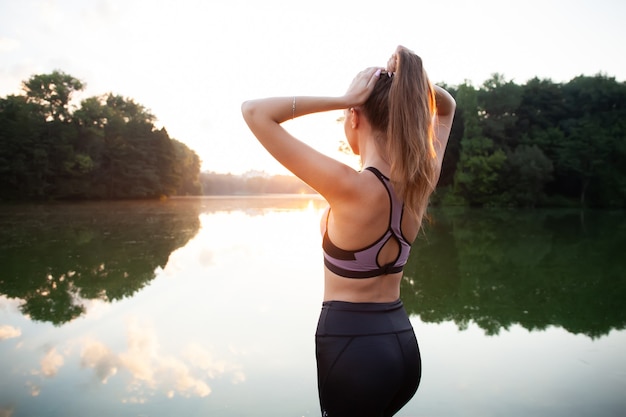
[{"xmin": 1, "ymin": 0, "xmax": 625, "ymax": 175}]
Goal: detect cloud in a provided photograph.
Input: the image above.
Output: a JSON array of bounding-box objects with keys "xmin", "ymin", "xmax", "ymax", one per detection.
[
  {"xmin": 0, "ymin": 406, "xmax": 14, "ymax": 417},
  {"xmin": 154, "ymin": 356, "xmax": 211, "ymax": 398},
  {"xmin": 0, "ymin": 325, "xmax": 21, "ymax": 340},
  {"xmin": 25, "ymin": 381, "xmax": 40, "ymax": 397},
  {"xmin": 79, "ymin": 317, "xmax": 244, "ymax": 401},
  {"xmin": 80, "ymin": 339, "xmax": 119, "ymax": 383},
  {"xmin": 10, "ymin": 316, "xmax": 244, "ymax": 401},
  {"xmin": 118, "ymin": 319, "xmax": 158, "ymax": 383},
  {"xmin": 183, "ymin": 343, "xmax": 245, "ymax": 383},
  {"xmin": 40, "ymin": 348, "xmax": 64, "ymax": 377},
  {"xmin": 117, "ymin": 319, "xmax": 212, "ymax": 398}
]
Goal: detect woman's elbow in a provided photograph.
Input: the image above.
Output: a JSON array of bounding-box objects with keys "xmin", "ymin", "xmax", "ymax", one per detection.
[
  {"xmin": 434, "ymin": 86, "xmax": 456, "ymax": 117},
  {"xmin": 241, "ymin": 100, "xmax": 255, "ymax": 122},
  {"xmin": 448, "ymin": 96, "xmax": 457, "ymax": 114}
]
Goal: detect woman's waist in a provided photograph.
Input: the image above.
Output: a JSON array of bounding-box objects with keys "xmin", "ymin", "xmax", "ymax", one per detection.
[
  {"xmin": 316, "ymin": 298, "xmax": 413, "ymax": 336},
  {"xmin": 323, "ymin": 269, "xmax": 402, "ymax": 303}
]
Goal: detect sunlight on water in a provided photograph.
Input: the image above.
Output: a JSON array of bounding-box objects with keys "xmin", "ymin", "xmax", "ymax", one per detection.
[
  {"xmin": 0, "ymin": 198, "xmax": 625, "ymax": 417},
  {"xmin": 0, "ymin": 197, "xmax": 329, "ymax": 417}
]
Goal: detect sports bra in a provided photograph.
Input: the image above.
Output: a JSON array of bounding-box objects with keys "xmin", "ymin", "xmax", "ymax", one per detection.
[{"xmin": 322, "ymin": 167, "xmax": 412, "ymax": 279}]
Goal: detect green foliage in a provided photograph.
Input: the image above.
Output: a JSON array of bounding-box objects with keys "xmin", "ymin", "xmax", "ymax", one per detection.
[
  {"xmin": 478, "ymin": 73, "xmax": 523, "ymax": 148},
  {"xmin": 0, "ymin": 201, "xmax": 201, "ymax": 325},
  {"xmin": 452, "ymin": 81, "xmax": 507, "ymax": 205},
  {"xmin": 442, "ymin": 73, "xmax": 626, "ymax": 208},
  {"xmin": 501, "ymin": 145, "xmax": 553, "ymax": 207},
  {"xmin": 402, "ymin": 208, "xmax": 626, "ymax": 338},
  {"xmin": 22, "ymin": 70, "xmax": 84, "ymax": 122},
  {"xmin": 454, "ymin": 136, "xmax": 507, "ymax": 205},
  {"xmin": 0, "ymin": 72, "xmax": 202, "ymax": 200}
]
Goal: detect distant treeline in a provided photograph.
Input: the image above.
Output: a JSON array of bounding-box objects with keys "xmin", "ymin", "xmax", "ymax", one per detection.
[
  {"xmin": 437, "ymin": 73, "xmax": 626, "ymax": 208},
  {"xmin": 1, "ymin": 71, "xmax": 625, "ymax": 207},
  {"xmin": 0, "ymin": 71, "xmax": 201, "ymax": 200},
  {"xmin": 200, "ymin": 171, "xmax": 315, "ymax": 195}
]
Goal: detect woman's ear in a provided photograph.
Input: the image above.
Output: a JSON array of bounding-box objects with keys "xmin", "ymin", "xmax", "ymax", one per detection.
[{"xmin": 350, "ymin": 107, "xmax": 360, "ymax": 130}]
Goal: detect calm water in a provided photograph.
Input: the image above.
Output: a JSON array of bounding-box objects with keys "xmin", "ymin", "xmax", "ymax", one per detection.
[{"xmin": 0, "ymin": 197, "xmax": 625, "ymax": 417}]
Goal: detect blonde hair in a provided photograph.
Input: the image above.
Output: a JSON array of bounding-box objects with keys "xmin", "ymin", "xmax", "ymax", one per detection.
[{"xmin": 361, "ymin": 48, "xmax": 437, "ymax": 223}]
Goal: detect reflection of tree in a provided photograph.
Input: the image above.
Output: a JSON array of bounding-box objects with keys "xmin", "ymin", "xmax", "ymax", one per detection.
[
  {"xmin": 402, "ymin": 208, "xmax": 626, "ymax": 338},
  {"xmin": 0, "ymin": 199, "xmax": 201, "ymax": 325}
]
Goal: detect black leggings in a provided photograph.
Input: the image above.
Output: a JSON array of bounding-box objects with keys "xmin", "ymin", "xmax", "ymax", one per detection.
[{"xmin": 315, "ymin": 299, "xmax": 421, "ymax": 417}]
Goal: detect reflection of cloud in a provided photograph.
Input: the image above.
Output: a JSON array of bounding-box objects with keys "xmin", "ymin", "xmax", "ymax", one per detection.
[
  {"xmin": 118, "ymin": 319, "xmax": 158, "ymax": 383},
  {"xmin": 183, "ymin": 343, "xmax": 245, "ymax": 383},
  {"xmin": 0, "ymin": 295, "xmax": 23, "ymax": 312},
  {"xmin": 0, "ymin": 325, "xmax": 21, "ymax": 340},
  {"xmin": 197, "ymin": 248, "xmax": 215, "ymax": 268},
  {"xmin": 79, "ymin": 317, "xmax": 244, "ymax": 401},
  {"xmin": 231, "ymin": 370, "xmax": 246, "ymax": 384},
  {"xmin": 81, "ymin": 340, "xmax": 118, "ymax": 383},
  {"xmin": 25, "ymin": 380, "xmax": 40, "ymax": 397},
  {"xmin": 155, "ymin": 356, "xmax": 211, "ymax": 398},
  {"xmin": 121, "ymin": 397, "xmax": 146, "ymax": 404},
  {"xmin": 118, "ymin": 319, "xmax": 211, "ymax": 399},
  {"xmin": 81, "ymin": 299, "xmax": 112, "ymax": 320},
  {"xmin": 40, "ymin": 348, "xmax": 64, "ymax": 377},
  {"xmin": 0, "ymin": 405, "xmax": 15, "ymax": 417}
]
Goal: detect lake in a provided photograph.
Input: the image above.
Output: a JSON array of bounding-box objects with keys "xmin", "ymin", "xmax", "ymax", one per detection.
[{"xmin": 0, "ymin": 197, "xmax": 625, "ymax": 417}]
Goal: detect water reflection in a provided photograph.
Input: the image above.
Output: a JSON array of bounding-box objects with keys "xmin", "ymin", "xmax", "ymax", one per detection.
[
  {"xmin": 0, "ymin": 200, "xmax": 201, "ymax": 325},
  {"xmin": 78, "ymin": 316, "xmax": 246, "ymax": 402},
  {"xmin": 1, "ymin": 201, "xmax": 625, "ymax": 337},
  {"xmin": 0, "ymin": 199, "xmax": 625, "ymax": 416},
  {"xmin": 0, "ymin": 196, "xmax": 327, "ymax": 417},
  {"xmin": 403, "ymin": 208, "xmax": 626, "ymax": 338}
]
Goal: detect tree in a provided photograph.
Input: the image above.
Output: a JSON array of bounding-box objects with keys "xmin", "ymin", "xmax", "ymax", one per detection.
[
  {"xmin": 516, "ymin": 77, "xmax": 566, "ymax": 134},
  {"xmin": 557, "ymin": 117, "xmax": 614, "ymax": 206},
  {"xmin": 2, "ymin": 72, "xmax": 202, "ymax": 201},
  {"xmin": 0, "ymin": 95, "xmax": 46, "ymax": 198},
  {"xmin": 478, "ymin": 73, "xmax": 523, "ymax": 149},
  {"xmin": 172, "ymin": 139, "xmax": 202, "ymax": 195},
  {"xmin": 22, "ymin": 70, "xmax": 84, "ymax": 122},
  {"xmin": 556, "ymin": 75, "xmax": 626, "ymax": 206},
  {"xmin": 502, "ymin": 145, "xmax": 553, "ymax": 207},
  {"xmin": 452, "ymin": 82, "xmax": 507, "ymax": 205}
]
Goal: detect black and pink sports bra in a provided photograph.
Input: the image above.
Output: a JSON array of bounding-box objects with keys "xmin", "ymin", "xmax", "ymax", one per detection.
[{"xmin": 322, "ymin": 167, "xmax": 412, "ymax": 279}]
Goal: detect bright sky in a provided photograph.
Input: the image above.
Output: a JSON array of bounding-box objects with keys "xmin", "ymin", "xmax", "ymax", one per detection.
[{"xmin": 1, "ymin": 0, "xmax": 625, "ymax": 175}]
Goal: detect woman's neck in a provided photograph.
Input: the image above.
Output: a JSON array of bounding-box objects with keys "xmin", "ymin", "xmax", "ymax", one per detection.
[{"xmin": 359, "ymin": 137, "xmax": 390, "ymax": 174}]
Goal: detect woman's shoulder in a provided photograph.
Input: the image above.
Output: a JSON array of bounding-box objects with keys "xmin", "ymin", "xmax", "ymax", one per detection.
[{"xmin": 328, "ymin": 169, "xmax": 390, "ymax": 219}]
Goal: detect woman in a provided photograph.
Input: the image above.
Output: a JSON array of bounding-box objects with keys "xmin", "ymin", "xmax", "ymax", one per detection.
[{"xmin": 242, "ymin": 45, "xmax": 455, "ymax": 417}]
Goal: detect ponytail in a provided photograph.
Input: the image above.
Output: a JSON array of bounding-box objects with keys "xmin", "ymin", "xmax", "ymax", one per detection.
[{"xmin": 362, "ymin": 48, "xmax": 437, "ymax": 224}]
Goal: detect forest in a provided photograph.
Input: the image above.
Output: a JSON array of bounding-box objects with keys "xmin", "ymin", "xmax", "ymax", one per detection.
[
  {"xmin": 1, "ymin": 70, "xmax": 625, "ymax": 207},
  {"xmin": 438, "ymin": 73, "xmax": 626, "ymax": 208},
  {"xmin": 0, "ymin": 71, "xmax": 201, "ymax": 200}
]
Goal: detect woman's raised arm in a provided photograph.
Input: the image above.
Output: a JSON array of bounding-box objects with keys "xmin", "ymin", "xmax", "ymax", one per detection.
[
  {"xmin": 241, "ymin": 68, "xmax": 382, "ymax": 200},
  {"xmin": 432, "ymin": 85, "xmax": 456, "ymax": 170}
]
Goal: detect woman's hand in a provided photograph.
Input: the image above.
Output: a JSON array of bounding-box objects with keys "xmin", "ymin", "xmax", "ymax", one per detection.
[{"xmin": 343, "ymin": 67, "xmax": 383, "ymax": 108}]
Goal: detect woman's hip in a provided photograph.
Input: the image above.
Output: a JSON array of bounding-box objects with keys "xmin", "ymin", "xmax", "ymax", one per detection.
[{"xmin": 315, "ymin": 298, "xmax": 413, "ymax": 337}]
